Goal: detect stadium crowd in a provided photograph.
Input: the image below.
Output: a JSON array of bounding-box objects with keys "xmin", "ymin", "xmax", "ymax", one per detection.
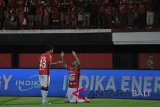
[{"xmin": 0, "ymin": 0, "xmax": 160, "ymax": 30}]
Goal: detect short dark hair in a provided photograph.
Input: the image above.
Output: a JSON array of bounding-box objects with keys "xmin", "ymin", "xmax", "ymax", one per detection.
[{"xmin": 46, "ymin": 45, "xmax": 54, "ymax": 51}]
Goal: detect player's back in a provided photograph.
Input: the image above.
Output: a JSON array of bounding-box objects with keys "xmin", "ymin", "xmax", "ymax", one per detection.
[{"xmin": 39, "ymin": 53, "xmax": 52, "ymax": 75}]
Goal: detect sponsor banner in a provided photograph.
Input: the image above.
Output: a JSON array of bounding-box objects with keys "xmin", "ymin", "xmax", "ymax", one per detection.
[{"xmin": 0, "ymin": 69, "xmax": 160, "ymax": 99}]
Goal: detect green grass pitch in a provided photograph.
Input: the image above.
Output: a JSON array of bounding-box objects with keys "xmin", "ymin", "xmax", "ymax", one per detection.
[{"xmin": 0, "ymin": 97, "xmax": 160, "ymax": 107}]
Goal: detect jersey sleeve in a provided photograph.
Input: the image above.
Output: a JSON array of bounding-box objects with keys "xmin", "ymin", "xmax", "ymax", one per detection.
[{"xmin": 48, "ymin": 54, "xmax": 52, "ymax": 63}]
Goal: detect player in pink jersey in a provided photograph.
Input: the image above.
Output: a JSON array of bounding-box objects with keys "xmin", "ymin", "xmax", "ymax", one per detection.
[
  {"xmin": 39, "ymin": 45, "xmax": 62, "ymax": 104},
  {"xmin": 60, "ymin": 51, "xmax": 90, "ymax": 103}
]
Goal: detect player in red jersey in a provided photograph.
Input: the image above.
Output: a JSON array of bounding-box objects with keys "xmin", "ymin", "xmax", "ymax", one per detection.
[
  {"xmin": 60, "ymin": 51, "xmax": 90, "ymax": 103},
  {"xmin": 39, "ymin": 45, "xmax": 62, "ymax": 104}
]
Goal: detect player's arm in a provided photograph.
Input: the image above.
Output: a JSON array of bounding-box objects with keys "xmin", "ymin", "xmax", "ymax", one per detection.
[
  {"xmin": 60, "ymin": 51, "xmax": 67, "ymax": 69},
  {"xmin": 49, "ymin": 61, "xmax": 62, "ymax": 67},
  {"xmin": 72, "ymin": 51, "xmax": 80, "ymax": 69}
]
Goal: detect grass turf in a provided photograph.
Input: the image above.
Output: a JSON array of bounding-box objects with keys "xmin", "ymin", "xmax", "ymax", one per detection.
[{"xmin": 0, "ymin": 97, "xmax": 160, "ymax": 107}]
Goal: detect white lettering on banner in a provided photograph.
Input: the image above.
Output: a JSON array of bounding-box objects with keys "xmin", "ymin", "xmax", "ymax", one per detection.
[
  {"xmin": 90, "ymin": 76, "xmax": 94, "ymax": 91},
  {"xmin": 154, "ymin": 77, "xmax": 160, "ymax": 92},
  {"xmin": 0, "ymin": 76, "xmax": 1, "ymax": 88},
  {"xmin": 132, "ymin": 76, "xmax": 142, "ymax": 92},
  {"xmin": 105, "ymin": 76, "xmax": 116, "ymax": 91},
  {"xmin": 3, "ymin": 75, "xmax": 12, "ymax": 90},
  {"xmin": 62, "ymin": 75, "xmax": 160, "ymax": 94},
  {"xmin": 0, "ymin": 75, "xmax": 12, "ymax": 90},
  {"xmin": 79, "ymin": 76, "xmax": 89, "ymax": 89},
  {"xmin": 144, "ymin": 76, "xmax": 153, "ymax": 92},
  {"xmin": 95, "ymin": 76, "xmax": 105, "ymax": 91},
  {"xmin": 121, "ymin": 76, "xmax": 130, "ymax": 91},
  {"xmin": 132, "ymin": 90, "xmax": 151, "ymax": 97},
  {"xmin": 16, "ymin": 80, "xmax": 39, "ymax": 86},
  {"xmin": 16, "ymin": 75, "xmax": 40, "ymax": 92},
  {"xmin": 63, "ymin": 75, "xmax": 67, "ymax": 90}
]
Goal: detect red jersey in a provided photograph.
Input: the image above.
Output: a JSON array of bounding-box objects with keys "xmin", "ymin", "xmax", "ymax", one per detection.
[
  {"xmin": 119, "ymin": 4, "xmax": 128, "ymax": 14},
  {"xmin": 39, "ymin": 53, "xmax": 52, "ymax": 75},
  {"xmin": 67, "ymin": 66, "xmax": 80, "ymax": 88},
  {"xmin": 138, "ymin": 4, "xmax": 146, "ymax": 14}
]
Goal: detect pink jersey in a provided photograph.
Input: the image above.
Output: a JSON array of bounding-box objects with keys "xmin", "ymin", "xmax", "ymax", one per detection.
[
  {"xmin": 39, "ymin": 53, "xmax": 52, "ymax": 75},
  {"xmin": 67, "ymin": 66, "xmax": 80, "ymax": 88}
]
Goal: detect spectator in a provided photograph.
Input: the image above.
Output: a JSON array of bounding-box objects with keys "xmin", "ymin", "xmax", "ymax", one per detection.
[
  {"xmin": 4, "ymin": 0, "xmax": 7, "ymax": 8},
  {"xmin": 4, "ymin": 8, "xmax": 10, "ymax": 29},
  {"xmin": 51, "ymin": 0, "xmax": 61, "ymax": 28},
  {"xmin": 17, "ymin": 7, "xmax": 26, "ymax": 29},
  {"xmin": 146, "ymin": 1, "xmax": 154, "ymax": 29},
  {"xmin": 153, "ymin": 0, "xmax": 160, "ymax": 28},
  {"xmin": 9, "ymin": 8, "xmax": 18, "ymax": 28},
  {"xmin": 90, "ymin": 0, "xmax": 99, "ymax": 28},
  {"xmin": 51, "ymin": 7, "xmax": 61, "ymax": 28},
  {"xmin": 77, "ymin": 8, "xmax": 84, "ymax": 28},
  {"xmin": 104, "ymin": 3, "xmax": 112, "ymax": 28},
  {"xmin": 43, "ymin": 7, "xmax": 49, "ymax": 27},
  {"xmin": 112, "ymin": 8, "xmax": 120, "ymax": 28},
  {"xmin": 83, "ymin": 0, "xmax": 91, "ymax": 28},
  {"xmin": 46, "ymin": 4, "xmax": 52, "ymax": 26},
  {"xmin": 60, "ymin": 0, "xmax": 69, "ymax": 28},
  {"xmin": 137, "ymin": 2, "xmax": 146, "ymax": 28},
  {"xmin": 0, "ymin": 0, "xmax": 5, "ymax": 28},
  {"xmin": 27, "ymin": 0, "xmax": 36, "ymax": 28},
  {"xmin": 127, "ymin": 2, "xmax": 134, "ymax": 29},
  {"xmin": 133, "ymin": 1, "xmax": 139, "ymax": 29},
  {"xmin": 35, "ymin": 4, "xmax": 43, "ymax": 28},
  {"xmin": 119, "ymin": 2, "xmax": 128, "ymax": 29},
  {"xmin": 69, "ymin": 5, "xmax": 77, "ymax": 28},
  {"xmin": 98, "ymin": 4, "xmax": 105, "ymax": 28}
]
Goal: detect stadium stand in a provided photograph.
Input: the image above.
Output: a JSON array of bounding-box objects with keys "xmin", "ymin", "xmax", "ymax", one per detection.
[{"xmin": 0, "ymin": 0, "xmax": 160, "ymax": 31}]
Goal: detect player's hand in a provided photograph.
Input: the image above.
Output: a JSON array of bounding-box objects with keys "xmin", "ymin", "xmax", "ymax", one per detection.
[
  {"xmin": 72, "ymin": 51, "xmax": 76, "ymax": 56},
  {"xmin": 57, "ymin": 61, "xmax": 62, "ymax": 64},
  {"xmin": 60, "ymin": 51, "xmax": 64, "ymax": 57}
]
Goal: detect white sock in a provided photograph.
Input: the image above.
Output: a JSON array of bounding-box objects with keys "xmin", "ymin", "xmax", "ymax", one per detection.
[
  {"xmin": 41, "ymin": 90, "xmax": 44, "ymax": 103},
  {"xmin": 41, "ymin": 90, "xmax": 45, "ymax": 103},
  {"xmin": 43, "ymin": 90, "xmax": 48, "ymax": 102},
  {"xmin": 41, "ymin": 90, "xmax": 48, "ymax": 103}
]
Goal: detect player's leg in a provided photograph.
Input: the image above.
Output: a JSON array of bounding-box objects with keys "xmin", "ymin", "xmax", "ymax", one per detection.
[
  {"xmin": 77, "ymin": 99, "xmax": 85, "ymax": 103},
  {"xmin": 64, "ymin": 90, "xmax": 69, "ymax": 103},
  {"xmin": 39, "ymin": 75, "xmax": 50, "ymax": 104},
  {"xmin": 69, "ymin": 88, "xmax": 91, "ymax": 103},
  {"xmin": 65, "ymin": 88, "xmax": 77, "ymax": 103},
  {"xmin": 77, "ymin": 97, "xmax": 90, "ymax": 103},
  {"xmin": 43, "ymin": 75, "xmax": 50, "ymax": 104},
  {"xmin": 65, "ymin": 87, "xmax": 72, "ymax": 103},
  {"xmin": 74, "ymin": 87, "xmax": 90, "ymax": 103},
  {"xmin": 39, "ymin": 75, "xmax": 47, "ymax": 104}
]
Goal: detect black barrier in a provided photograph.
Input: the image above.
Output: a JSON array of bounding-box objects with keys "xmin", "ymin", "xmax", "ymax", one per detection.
[{"xmin": 0, "ymin": 30, "xmax": 112, "ymax": 45}]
